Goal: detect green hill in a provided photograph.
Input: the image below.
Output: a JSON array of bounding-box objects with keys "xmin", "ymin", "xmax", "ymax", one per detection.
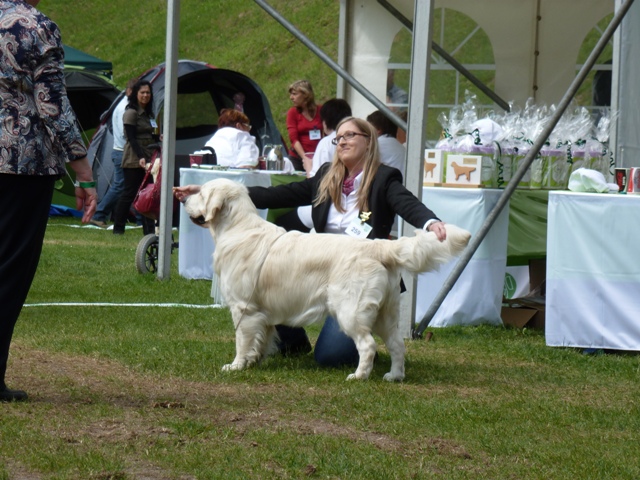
[
  {"xmin": 41, "ymin": 1, "xmax": 610, "ymax": 143},
  {"xmin": 41, "ymin": 0, "xmax": 340, "ymax": 138}
]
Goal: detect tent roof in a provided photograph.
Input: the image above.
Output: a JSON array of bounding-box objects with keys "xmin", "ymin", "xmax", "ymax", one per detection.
[
  {"xmin": 64, "ymin": 69, "xmax": 120, "ymax": 131},
  {"xmin": 63, "ymin": 44, "xmax": 113, "ymax": 76}
]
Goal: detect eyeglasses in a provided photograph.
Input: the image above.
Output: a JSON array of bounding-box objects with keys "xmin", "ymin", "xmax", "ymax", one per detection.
[
  {"xmin": 240, "ymin": 123, "xmax": 251, "ymax": 130},
  {"xmin": 332, "ymin": 131, "xmax": 370, "ymax": 145}
]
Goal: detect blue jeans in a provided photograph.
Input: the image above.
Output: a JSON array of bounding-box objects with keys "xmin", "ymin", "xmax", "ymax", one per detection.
[
  {"xmin": 276, "ymin": 316, "xmax": 359, "ymax": 367},
  {"xmin": 93, "ymin": 149, "xmax": 124, "ymax": 222},
  {"xmin": 314, "ymin": 316, "xmax": 359, "ymax": 367}
]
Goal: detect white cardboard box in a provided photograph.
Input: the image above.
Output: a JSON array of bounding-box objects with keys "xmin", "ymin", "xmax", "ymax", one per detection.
[
  {"xmin": 445, "ymin": 154, "xmax": 482, "ymax": 186},
  {"xmin": 423, "ymin": 149, "xmax": 444, "ymax": 184}
]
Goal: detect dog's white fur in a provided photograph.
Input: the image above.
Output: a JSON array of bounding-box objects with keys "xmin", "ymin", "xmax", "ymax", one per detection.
[{"xmin": 184, "ymin": 178, "xmax": 471, "ymax": 381}]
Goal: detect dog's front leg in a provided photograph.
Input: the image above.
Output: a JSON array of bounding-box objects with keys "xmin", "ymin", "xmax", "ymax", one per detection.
[
  {"xmin": 221, "ymin": 326, "xmax": 251, "ymax": 371},
  {"xmin": 346, "ymin": 334, "xmax": 378, "ymax": 381},
  {"xmin": 221, "ymin": 313, "xmax": 271, "ymax": 372}
]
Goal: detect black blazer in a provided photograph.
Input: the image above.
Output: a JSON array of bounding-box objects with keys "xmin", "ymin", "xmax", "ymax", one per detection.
[{"xmin": 248, "ymin": 164, "xmax": 440, "ymax": 239}]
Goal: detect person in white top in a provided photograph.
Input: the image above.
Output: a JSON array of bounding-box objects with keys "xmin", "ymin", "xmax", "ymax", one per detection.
[
  {"xmin": 366, "ymin": 110, "xmax": 406, "ymax": 178},
  {"xmin": 309, "ymin": 99, "xmax": 352, "ymax": 177},
  {"xmin": 204, "ymin": 108, "xmax": 259, "ymax": 168},
  {"xmin": 90, "ymin": 78, "xmax": 137, "ymax": 227}
]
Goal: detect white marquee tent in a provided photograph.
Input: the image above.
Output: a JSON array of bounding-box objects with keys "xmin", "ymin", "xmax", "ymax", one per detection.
[
  {"xmin": 338, "ymin": 0, "xmax": 639, "ymax": 169},
  {"xmin": 157, "ymin": 0, "xmax": 639, "ymax": 334}
]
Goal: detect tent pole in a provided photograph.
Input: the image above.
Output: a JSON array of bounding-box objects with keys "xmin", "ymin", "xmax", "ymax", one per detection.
[
  {"xmin": 157, "ymin": 0, "xmax": 180, "ymax": 281},
  {"xmin": 412, "ymin": 0, "xmax": 636, "ymax": 339},
  {"xmin": 400, "ymin": 0, "xmax": 435, "ymax": 337}
]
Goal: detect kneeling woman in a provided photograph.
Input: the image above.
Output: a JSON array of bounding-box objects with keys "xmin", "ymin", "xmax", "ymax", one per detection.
[{"xmin": 175, "ymin": 117, "xmax": 447, "ymax": 367}]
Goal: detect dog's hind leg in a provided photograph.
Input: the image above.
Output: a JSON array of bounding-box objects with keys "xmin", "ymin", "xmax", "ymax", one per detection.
[
  {"xmin": 381, "ymin": 328, "xmax": 405, "ymax": 382},
  {"xmin": 346, "ymin": 332, "xmax": 378, "ymax": 381},
  {"xmin": 331, "ymin": 279, "xmax": 383, "ymax": 380},
  {"xmin": 374, "ymin": 295, "xmax": 405, "ymax": 382},
  {"xmin": 336, "ymin": 305, "xmax": 378, "ymax": 380}
]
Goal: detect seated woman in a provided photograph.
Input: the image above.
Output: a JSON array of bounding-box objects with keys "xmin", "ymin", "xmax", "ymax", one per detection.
[{"xmin": 204, "ymin": 109, "xmax": 259, "ymax": 168}]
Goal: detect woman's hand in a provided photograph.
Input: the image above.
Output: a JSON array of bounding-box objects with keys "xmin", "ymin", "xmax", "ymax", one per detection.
[
  {"xmin": 173, "ymin": 184, "xmax": 201, "ymax": 203},
  {"xmin": 427, "ymin": 221, "xmax": 447, "ymax": 242},
  {"xmin": 69, "ymin": 156, "xmax": 98, "ymax": 223},
  {"xmin": 139, "ymin": 158, "xmax": 147, "ymax": 169},
  {"xmin": 302, "ymin": 155, "xmax": 313, "ymax": 176}
]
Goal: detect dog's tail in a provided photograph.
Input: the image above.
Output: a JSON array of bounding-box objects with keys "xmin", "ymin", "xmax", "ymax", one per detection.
[{"xmin": 371, "ymin": 224, "xmax": 471, "ymax": 274}]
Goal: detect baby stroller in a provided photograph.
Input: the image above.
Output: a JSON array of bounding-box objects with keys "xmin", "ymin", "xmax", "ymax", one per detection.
[{"xmin": 134, "ymin": 143, "xmax": 179, "ymax": 274}]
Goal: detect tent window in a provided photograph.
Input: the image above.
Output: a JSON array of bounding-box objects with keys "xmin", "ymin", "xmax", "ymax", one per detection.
[
  {"xmin": 174, "ymin": 91, "xmax": 219, "ymax": 128},
  {"xmin": 575, "ymin": 13, "xmax": 614, "ymax": 109},
  {"xmin": 388, "ymin": 8, "xmax": 495, "ymax": 144}
]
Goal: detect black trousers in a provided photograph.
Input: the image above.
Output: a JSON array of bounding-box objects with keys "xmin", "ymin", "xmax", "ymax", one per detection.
[
  {"xmin": 0, "ymin": 174, "xmax": 55, "ymax": 388},
  {"xmin": 112, "ymin": 167, "xmax": 154, "ymax": 235}
]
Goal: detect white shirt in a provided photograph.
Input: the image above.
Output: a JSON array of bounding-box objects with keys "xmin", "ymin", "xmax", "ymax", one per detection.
[
  {"xmin": 205, "ymin": 127, "xmax": 259, "ymax": 167},
  {"xmin": 378, "ymin": 134, "xmax": 406, "ymax": 178},
  {"xmin": 310, "ymin": 131, "xmax": 336, "ymax": 177},
  {"xmin": 111, "ymin": 96, "xmax": 128, "ymax": 151},
  {"xmin": 325, "ymin": 172, "xmax": 362, "ymax": 234},
  {"xmin": 315, "ymin": 170, "xmax": 436, "ymax": 235}
]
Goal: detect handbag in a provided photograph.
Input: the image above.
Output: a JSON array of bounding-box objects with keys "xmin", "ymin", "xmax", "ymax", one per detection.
[{"xmin": 133, "ymin": 157, "xmax": 162, "ymax": 220}]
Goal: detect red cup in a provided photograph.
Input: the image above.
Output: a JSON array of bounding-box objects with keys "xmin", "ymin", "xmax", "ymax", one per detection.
[
  {"xmin": 615, "ymin": 168, "xmax": 629, "ymax": 192},
  {"xmin": 189, "ymin": 155, "xmax": 203, "ymax": 167}
]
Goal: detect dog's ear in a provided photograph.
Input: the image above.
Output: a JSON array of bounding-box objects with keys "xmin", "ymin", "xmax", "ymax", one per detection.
[{"xmin": 204, "ymin": 187, "xmax": 225, "ymax": 223}]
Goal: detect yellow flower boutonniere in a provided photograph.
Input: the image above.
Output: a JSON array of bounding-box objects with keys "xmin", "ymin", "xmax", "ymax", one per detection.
[{"xmin": 359, "ymin": 211, "xmax": 371, "ymax": 224}]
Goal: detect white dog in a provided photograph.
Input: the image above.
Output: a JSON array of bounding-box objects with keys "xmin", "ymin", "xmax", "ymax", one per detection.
[{"xmin": 183, "ymin": 178, "xmax": 470, "ymax": 381}]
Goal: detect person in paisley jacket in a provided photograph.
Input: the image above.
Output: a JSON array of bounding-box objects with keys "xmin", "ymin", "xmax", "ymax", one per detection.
[{"xmin": 0, "ymin": 0, "xmax": 97, "ymax": 402}]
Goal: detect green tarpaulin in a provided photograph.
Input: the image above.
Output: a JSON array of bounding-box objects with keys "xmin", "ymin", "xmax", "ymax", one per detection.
[{"xmin": 63, "ymin": 44, "xmax": 112, "ymax": 77}]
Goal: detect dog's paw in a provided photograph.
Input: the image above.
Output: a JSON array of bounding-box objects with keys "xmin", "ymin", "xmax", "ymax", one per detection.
[
  {"xmin": 346, "ymin": 372, "xmax": 370, "ymax": 381},
  {"xmin": 221, "ymin": 363, "xmax": 244, "ymax": 372},
  {"xmin": 383, "ymin": 372, "xmax": 404, "ymax": 382}
]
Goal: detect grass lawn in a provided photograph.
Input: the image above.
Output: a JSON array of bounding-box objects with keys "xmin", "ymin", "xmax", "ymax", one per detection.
[{"xmin": 1, "ymin": 217, "xmax": 639, "ymax": 479}]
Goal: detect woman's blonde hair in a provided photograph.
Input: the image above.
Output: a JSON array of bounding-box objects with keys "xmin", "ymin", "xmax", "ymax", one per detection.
[
  {"xmin": 288, "ymin": 79, "xmax": 316, "ymax": 112},
  {"xmin": 314, "ymin": 117, "xmax": 380, "ymax": 213}
]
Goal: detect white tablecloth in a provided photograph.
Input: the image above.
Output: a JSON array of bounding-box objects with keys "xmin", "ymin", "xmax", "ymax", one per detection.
[
  {"xmin": 416, "ymin": 187, "xmax": 509, "ymax": 327},
  {"xmin": 178, "ymin": 175, "xmax": 510, "ymax": 323},
  {"xmin": 546, "ymin": 191, "xmax": 640, "ymax": 350},
  {"xmin": 178, "ymin": 168, "xmax": 271, "ymax": 280}
]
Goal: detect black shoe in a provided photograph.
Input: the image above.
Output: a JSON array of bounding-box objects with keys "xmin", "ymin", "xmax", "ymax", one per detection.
[
  {"xmin": 275, "ymin": 325, "xmax": 312, "ymax": 357},
  {"xmin": 0, "ymin": 387, "xmax": 28, "ymax": 402}
]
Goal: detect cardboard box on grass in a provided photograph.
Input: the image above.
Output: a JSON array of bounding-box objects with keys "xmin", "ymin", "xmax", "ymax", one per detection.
[
  {"xmin": 423, "ymin": 149, "xmax": 444, "ymax": 185},
  {"xmin": 501, "ymin": 297, "xmax": 545, "ymax": 330},
  {"xmin": 501, "ymin": 259, "xmax": 546, "ymax": 329},
  {"xmin": 444, "ymin": 154, "xmax": 482, "ymax": 187}
]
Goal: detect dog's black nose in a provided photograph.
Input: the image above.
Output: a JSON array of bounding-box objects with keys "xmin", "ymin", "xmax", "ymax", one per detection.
[{"xmin": 193, "ymin": 215, "xmax": 206, "ymax": 225}]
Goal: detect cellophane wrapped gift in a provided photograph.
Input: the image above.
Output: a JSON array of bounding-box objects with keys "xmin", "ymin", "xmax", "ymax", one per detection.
[{"xmin": 585, "ymin": 112, "xmax": 614, "ymax": 181}]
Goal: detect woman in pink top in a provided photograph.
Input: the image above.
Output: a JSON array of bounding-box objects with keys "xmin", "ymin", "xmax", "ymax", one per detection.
[{"xmin": 286, "ymin": 80, "xmax": 323, "ymax": 172}]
